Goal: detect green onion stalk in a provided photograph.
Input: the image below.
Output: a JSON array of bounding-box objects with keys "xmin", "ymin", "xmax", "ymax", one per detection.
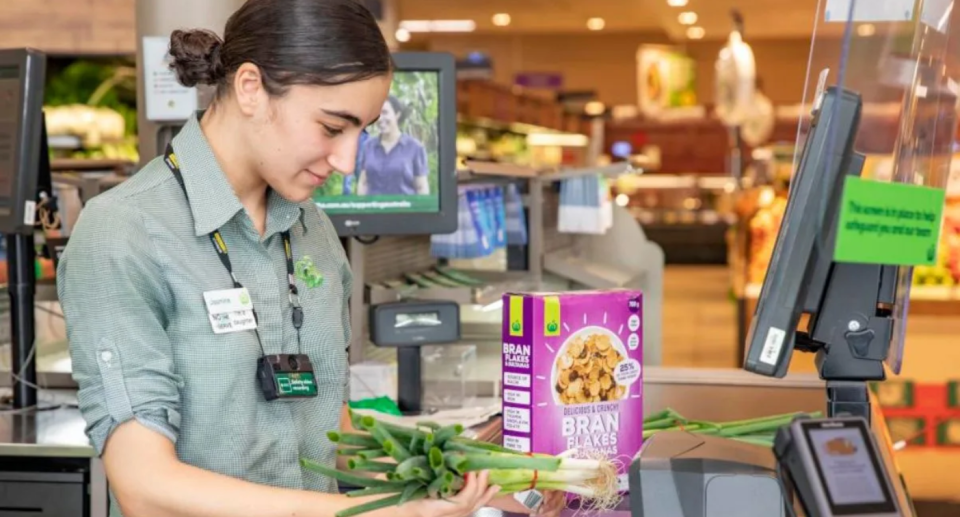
[{"xmin": 301, "ymin": 411, "xmax": 622, "ymax": 517}]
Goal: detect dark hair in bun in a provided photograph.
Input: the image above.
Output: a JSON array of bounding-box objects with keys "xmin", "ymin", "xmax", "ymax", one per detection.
[
  {"xmin": 168, "ymin": 0, "xmax": 392, "ymax": 98},
  {"xmin": 169, "ymin": 29, "xmax": 225, "ymax": 88}
]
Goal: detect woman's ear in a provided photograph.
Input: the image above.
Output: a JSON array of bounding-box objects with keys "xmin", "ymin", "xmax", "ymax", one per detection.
[{"xmin": 232, "ymin": 62, "xmax": 267, "ymax": 116}]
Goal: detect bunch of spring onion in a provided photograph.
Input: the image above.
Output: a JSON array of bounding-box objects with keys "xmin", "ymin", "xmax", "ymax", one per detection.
[
  {"xmin": 641, "ymin": 409, "xmax": 823, "ymax": 447},
  {"xmin": 300, "ymin": 411, "xmax": 619, "ymax": 517}
]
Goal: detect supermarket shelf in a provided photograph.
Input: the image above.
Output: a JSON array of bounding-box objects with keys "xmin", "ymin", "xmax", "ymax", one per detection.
[
  {"xmin": 543, "ymin": 248, "xmax": 643, "ymax": 289},
  {"xmin": 51, "ymin": 159, "xmax": 132, "ymax": 173}
]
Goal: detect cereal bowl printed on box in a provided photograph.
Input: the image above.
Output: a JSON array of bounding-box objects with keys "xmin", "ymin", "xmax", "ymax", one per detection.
[{"xmin": 551, "ymin": 325, "xmax": 631, "ymax": 405}]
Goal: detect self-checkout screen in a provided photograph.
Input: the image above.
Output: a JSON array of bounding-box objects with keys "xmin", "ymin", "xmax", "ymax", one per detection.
[
  {"xmin": 312, "ymin": 70, "xmax": 441, "ymax": 215},
  {"xmin": 0, "ymin": 66, "xmax": 20, "ymax": 202}
]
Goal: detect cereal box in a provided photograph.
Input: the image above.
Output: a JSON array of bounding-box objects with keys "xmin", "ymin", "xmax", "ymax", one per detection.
[{"xmin": 501, "ymin": 290, "xmax": 643, "ymax": 491}]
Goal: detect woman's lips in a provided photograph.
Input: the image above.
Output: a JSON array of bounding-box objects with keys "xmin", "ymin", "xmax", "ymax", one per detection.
[{"xmin": 305, "ymin": 170, "xmax": 327, "ymax": 186}]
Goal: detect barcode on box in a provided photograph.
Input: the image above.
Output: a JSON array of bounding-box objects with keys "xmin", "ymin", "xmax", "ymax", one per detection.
[
  {"xmin": 759, "ymin": 327, "xmax": 786, "ymax": 366},
  {"xmin": 504, "ymin": 389, "xmax": 531, "ymax": 405},
  {"xmin": 504, "ymin": 372, "xmax": 531, "ymax": 388},
  {"xmin": 514, "ymin": 489, "xmax": 543, "ymax": 510},
  {"xmin": 504, "ymin": 435, "xmax": 531, "ymax": 452}
]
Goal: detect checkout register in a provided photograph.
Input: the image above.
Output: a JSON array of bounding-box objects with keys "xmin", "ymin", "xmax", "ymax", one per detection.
[
  {"xmin": 0, "ymin": 46, "xmax": 917, "ymax": 517},
  {"xmin": 628, "ymin": 86, "xmax": 911, "ymax": 517}
]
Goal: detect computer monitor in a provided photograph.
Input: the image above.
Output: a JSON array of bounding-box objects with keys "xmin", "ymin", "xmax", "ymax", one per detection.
[
  {"xmin": 0, "ymin": 48, "xmax": 45, "ymax": 235},
  {"xmin": 312, "ymin": 52, "xmax": 458, "ymax": 237},
  {"xmin": 743, "ymin": 86, "xmax": 899, "ymax": 420}
]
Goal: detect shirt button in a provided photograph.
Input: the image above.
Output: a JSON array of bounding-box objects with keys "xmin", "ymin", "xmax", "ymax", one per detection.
[{"xmin": 100, "ymin": 351, "xmax": 114, "ymax": 364}]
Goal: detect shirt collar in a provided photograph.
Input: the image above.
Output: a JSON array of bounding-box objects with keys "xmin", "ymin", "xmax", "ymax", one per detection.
[{"xmin": 170, "ymin": 112, "xmax": 303, "ymax": 238}]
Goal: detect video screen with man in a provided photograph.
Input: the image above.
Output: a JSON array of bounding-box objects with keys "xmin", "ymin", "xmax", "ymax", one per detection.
[{"xmin": 313, "ymin": 70, "xmax": 440, "ymax": 214}]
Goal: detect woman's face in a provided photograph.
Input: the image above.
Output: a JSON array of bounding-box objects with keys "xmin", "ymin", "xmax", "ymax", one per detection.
[
  {"xmin": 245, "ymin": 74, "xmax": 391, "ymax": 203},
  {"xmin": 377, "ymin": 99, "xmax": 401, "ymax": 137}
]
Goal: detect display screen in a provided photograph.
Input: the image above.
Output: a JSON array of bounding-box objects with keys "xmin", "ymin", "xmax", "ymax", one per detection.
[
  {"xmin": 803, "ymin": 422, "xmax": 897, "ymax": 515},
  {"xmin": 313, "ymin": 70, "xmax": 441, "ymax": 214},
  {"xmin": 0, "ymin": 65, "xmax": 20, "ymax": 201},
  {"xmin": 395, "ymin": 311, "xmax": 441, "ymax": 329}
]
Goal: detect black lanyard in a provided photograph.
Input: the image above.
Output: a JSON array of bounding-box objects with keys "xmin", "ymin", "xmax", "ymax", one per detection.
[{"xmin": 163, "ymin": 144, "xmax": 304, "ymax": 354}]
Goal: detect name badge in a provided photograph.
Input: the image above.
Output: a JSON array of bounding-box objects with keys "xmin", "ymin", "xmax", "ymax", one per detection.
[{"xmin": 203, "ymin": 288, "xmax": 257, "ymax": 334}]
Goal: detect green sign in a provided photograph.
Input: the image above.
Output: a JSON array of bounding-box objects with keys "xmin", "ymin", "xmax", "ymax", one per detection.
[
  {"xmin": 834, "ymin": 176, "xmax": 946, "ymax": 266},
  {"xmin": 276, "ymin": 372, "xmax": 318, "ymax": 397}
]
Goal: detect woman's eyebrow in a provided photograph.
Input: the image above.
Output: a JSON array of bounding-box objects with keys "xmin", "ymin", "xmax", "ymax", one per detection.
[{"xmin": 321, "ymin": 109, "xmax": 362, "ymax": 126}]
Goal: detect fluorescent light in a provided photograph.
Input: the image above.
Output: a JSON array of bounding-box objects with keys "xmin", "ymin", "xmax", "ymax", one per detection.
[
  {"xmin": 587, "ymin": 17, "xmax": 605, "ymax": 31},
  {"xmin": 399, "ymin": 20, "xmax": 477, "ymax": 33},
  {"xmin": 394, "ymin": 28, "xmax": 410, "ymax": 42},
  {"xmin": 678, "ymin": 12, "xmax": 698, "ymax": 25},
  {"xmin": 686, "ymin": 26, "xmax": 705, "ymax": 39},
  {"xmin": 667, "ymin": 0, "xmax": 688, "ymax": 6},
  {"xmin": 492, "ymin": 13, "xmax": 511, "ymax": 27},
  {"xmin": 857, "ymin": 23, "xmax": 876, "ymax": 36},
  {"xmin": 527, "ymin": 133, "xmax": 590, "ymax": 147}
]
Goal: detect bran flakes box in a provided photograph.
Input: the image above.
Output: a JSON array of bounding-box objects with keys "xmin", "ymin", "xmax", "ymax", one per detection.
[{"xmin": 501, "ymin": 290, "xmax": 643, "ymax": 492}]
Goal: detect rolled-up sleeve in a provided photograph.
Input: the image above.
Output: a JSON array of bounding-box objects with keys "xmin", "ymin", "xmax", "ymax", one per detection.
[{"xmin": 57, "ymin": 199, "xmax": 182, "ymax": 455}]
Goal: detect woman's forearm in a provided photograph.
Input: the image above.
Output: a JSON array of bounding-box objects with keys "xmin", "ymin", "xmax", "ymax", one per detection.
[
  {"xmin": 130, "ymin": 457, "xmax": 407, "ymax": 517},
  {"xmin": 105, "ymin": 420, "xmax": 413, "ymax": 517}
]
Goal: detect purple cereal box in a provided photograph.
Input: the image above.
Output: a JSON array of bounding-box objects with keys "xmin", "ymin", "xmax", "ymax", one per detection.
[{"xmin": 501, "ymin": 290, "xmax": 643, "ymax": 491}]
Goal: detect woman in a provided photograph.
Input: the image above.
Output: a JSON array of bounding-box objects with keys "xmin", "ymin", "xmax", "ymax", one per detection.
[
  {"xmin": 356, "ymin": 96, "xmax": 430, "ymax": 196},
  {"xmin": 56, "ymin": 1, "xmax": 562, "ymax": 516}
]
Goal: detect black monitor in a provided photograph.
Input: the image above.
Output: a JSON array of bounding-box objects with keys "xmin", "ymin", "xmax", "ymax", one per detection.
[
  {"xmin": 743, "ymin": 86, "xmax": 899, "ymax": 421},
  {"xmin": 0, "ymin": 48, "xmax": 45, "ymax": 235},
  {"xmin": 312, "ymin": 52, "xmax": 458, "ymax": 237}
]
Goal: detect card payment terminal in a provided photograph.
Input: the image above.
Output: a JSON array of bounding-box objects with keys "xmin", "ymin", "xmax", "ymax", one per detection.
[{"xmin": 774, "ymin": 416, "xmax": 901, "ymax": 517}]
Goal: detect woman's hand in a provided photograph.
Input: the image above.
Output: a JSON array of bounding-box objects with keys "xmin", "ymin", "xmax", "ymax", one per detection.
[
  {"xmin": 407, "ymin": 471, "xmax": 500, "ymax": 517},
  {"xmin": 489, "ymin": 490, "xmax": 566, "ymax": 517}
]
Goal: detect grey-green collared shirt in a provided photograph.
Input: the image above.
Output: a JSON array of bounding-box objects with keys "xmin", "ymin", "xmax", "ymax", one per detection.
[{"xmin": 57, "ymin": 113, "xmax": 351, "ymax": 512}]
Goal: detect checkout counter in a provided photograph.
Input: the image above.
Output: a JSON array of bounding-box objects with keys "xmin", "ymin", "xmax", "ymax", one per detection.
[{"xmin": 0, "ymin": 368, "xmax": 914, "ymax": 516}]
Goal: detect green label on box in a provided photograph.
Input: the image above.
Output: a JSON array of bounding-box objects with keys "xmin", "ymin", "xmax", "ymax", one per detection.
[
  {"xmin": 509, "ymin": 296, "xmax": 524, "ymax": 337},
  {"xmin": 834, "ymin": 176, "xmax": 946, "ymax": 266},
  {"xmin": 276, "ymin": 372, "xmax": 318, "ymax": 397},
  {"xmin": 543, "ymin": 296, "xmax": 561, "ymax": 336}
]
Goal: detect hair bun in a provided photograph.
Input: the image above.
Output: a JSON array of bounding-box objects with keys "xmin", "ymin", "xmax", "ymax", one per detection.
[{"xmin": 169, "ymin": 29, "xmax": 226, "ymax": 87}]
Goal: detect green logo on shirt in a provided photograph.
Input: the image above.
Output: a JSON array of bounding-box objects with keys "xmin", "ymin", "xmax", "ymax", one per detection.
[{"xmin": 295, "ymin": 256, "xmax": 324, "ymax": 288}]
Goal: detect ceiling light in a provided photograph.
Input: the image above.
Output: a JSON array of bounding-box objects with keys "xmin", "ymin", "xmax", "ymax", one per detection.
[
  {"xmin": 857, "ymin": 23, "xmax": 876, "ymax": 36},
  {"xmin": 585, "ymin": 101, "xmax": 606, "ymax": 116},
  {"xmin": 686, "ymin": 26, "xmax": 705, "ymax": 39},
  {"xmin": 399, "ymin": 20, "xmax": 477, "ymax": 33},
  {"xmin": 492, "ymin": 13, "xmax": 511, "ymax": 27},
  {"xmin": 587, "ymin": 17, "xmax": 606, "ymax": 31},
  {"xmin": 394, "ymin": 28, "xmax": 410, "ymax": 42},
  {"xmin": 667, "ymin": 0, "xmax": 689, "ymax": 6},
  {"xmin": 678, "ymin": 12, "xmax": 698, "ymax": 25}
]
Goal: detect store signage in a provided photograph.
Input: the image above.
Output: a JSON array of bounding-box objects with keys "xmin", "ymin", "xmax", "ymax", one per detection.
[
  {"xmin": 824, "ymin": 0, "xmax": 914, "ymax": 23},
  {"xmin": 514, "ymin": 72, "xmax": 563, "ymax": 90},
  {"xmin": 834, "ymin": 176, "xmax": 946, "ymax": 266},
  {"xmin": 143, "ymin": 36, "xmax": 198, "ymax": 122}
]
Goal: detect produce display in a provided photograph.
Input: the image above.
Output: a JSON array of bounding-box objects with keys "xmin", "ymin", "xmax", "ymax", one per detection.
[
  {"xmin": 746, "ymin": 194, "xmax": 787, "ymax": 285},
  {"xmin": 43, "ymin": 59, "xmax": 139, "ymax": 164},
  {"xmin": 913, "ymin": 199, "xmax": 960, "ymax": 287},
  {"xmin": 501, "ymin": 290, "xmax": 644, "ymax": 493},
  {"xmin": 642, "ymin": 409, "xmax": 823, "ymax": 448},
  {"xmin": 301, "ymin": 412, "xmax": 620, "ymax": 517}
]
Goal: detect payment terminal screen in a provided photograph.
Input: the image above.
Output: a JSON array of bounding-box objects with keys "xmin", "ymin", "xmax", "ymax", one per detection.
[
  {"xmin": 808, "ymin": 426, "xmax": 889, "ymax": 507},
  {"xmin": 312, "ymin": 70, "xmax": 441, "ymax": 215}
]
